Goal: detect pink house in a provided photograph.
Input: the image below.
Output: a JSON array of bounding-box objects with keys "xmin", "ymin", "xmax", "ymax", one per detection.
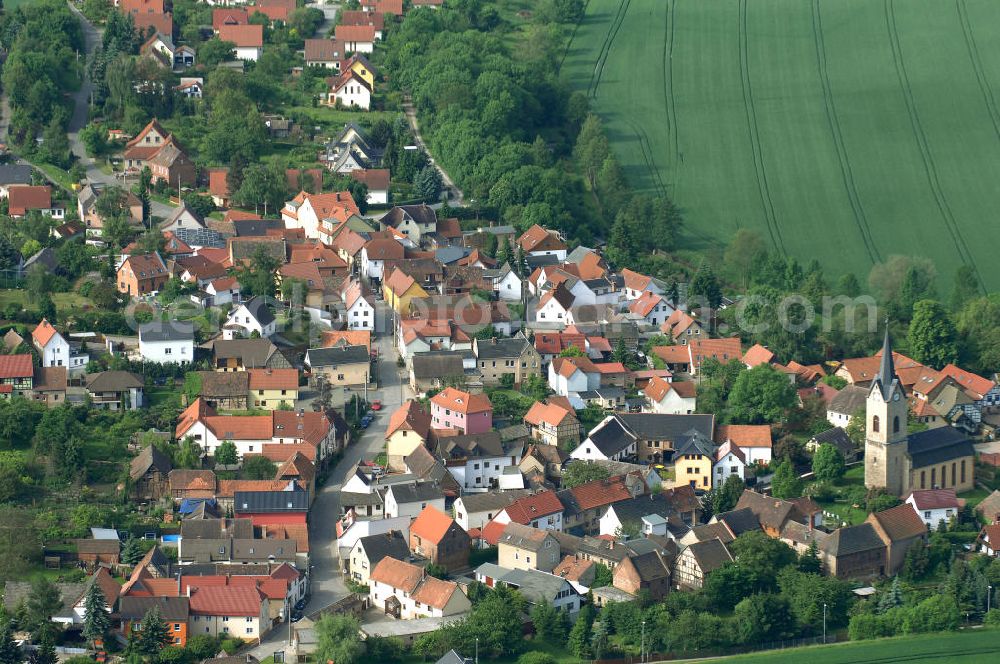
[{"xmin": 430, "ymin": 387, "xmax": 493, "ymax": 434}]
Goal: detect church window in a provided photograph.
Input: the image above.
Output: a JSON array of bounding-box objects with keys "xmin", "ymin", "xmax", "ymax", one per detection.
[
  {"xmin": 893, "ymin": 416, "xmax": 900, "ymax": 433},
  {"xmin": 951, "ymin": 463, "xmax": 956, "ymax": 486},
  {"xmin": 961, "ymin": 460, "xmax": 966, "ymax": 484},
  {"xmin": 931, "ymin": 468, "xmax": 936, "ymax": 487},
  {"xmin": 920, "ymin": 471, "xmax": 925, "ymax": 489},
  {"xmin": 872, "ymin": 416, "xmax": 880, "ymax": 433}
]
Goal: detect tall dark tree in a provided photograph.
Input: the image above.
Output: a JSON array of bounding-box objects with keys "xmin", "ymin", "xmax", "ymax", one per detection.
[
  {"xmin": 82, "ymin": 581, "xmax": 111, "ymax": 644},
  {"xmin": 689, "ymin": 262, "xmax": 722, "ymax": 310},
  {"xmin": 137, "ymin": 605, "xmax": 171, "ymax": 656}
]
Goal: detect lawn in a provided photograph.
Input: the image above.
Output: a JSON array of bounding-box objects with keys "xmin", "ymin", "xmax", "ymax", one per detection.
[
  {"xmin": 0, "ymin": 290, "xmax": 94, "ymax": 314},
  {"xmin": 706, "ymin": 628, "xmax": 1000, "ymax": 663},
  {"xmin": 562, "ymin": 0, "xmax": 1000, "ymax": 290}
]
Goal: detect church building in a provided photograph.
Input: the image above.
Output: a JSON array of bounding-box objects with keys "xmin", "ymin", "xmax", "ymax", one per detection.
[{"xmin": 864, "ymin": 327, "xmax": 975, "ymax": 497}]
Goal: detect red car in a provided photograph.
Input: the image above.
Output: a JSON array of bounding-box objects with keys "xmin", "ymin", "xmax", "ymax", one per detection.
[{"xmin": 370, "ymin": 400, "xmax": 382, "ymax": 411}]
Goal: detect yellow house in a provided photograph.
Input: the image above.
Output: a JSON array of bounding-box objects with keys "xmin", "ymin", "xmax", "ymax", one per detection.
[
  {"xmin": 247, "ymin": 368, "xmax": 300, "ymax": 410},
  {"xmin": 673, "ymin": 431, "xmax": 716, "ymax": 492},
  {"xmin": 344, "ymin": 53, "xmax": 376, "ymax": 89},
  {"xmin": 383, "ymin": 267, "xmax": 428, "ymax": 315},
  {"xmin": 385, "ymin": 400, "xmax": 432, "ymax": 472}
]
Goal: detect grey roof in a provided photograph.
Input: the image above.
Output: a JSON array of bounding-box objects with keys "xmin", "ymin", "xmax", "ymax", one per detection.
[
  {"xmin": 233, "ymin": 219, "xmax": 283, "ymax": 237},
  {"xmin": 685, "ymin": 538, "xmax": 733, "ymax": 573},
  {"xmin": 872, "ymin": 327, "xmax": 899, "ymax": 401},
  {"xmin": 474, "ymin": 334, "xmax": 532, "ymax": 359},
  {"xmin": 0, "ymin": 164, "xmax": 32, "ymax": 185},
  {"xmin": 306, "ymin": 344, "xmax": 370, "ymax": 367},
  {"xmin": 586, "ymin": 417, "xmax": 636, "ymax": 457},
  {"xmin": 626, "ymin": 550, "xmax": 671, "ymax": 582},
  {"xmin": 341, "ymin": 491, "xmax": 384, "ymax": 507},
  {"xmin": 906, "ymin": 426, "xmax": 975, "ymax": 467},
  {"xmin": 609, "ymin": 493, "xmax": 687, "ymax": 527},
  {"xmin": 23, "ymin": 247, "xmax": 59, "ymax": 272},
  {"xmin": 436, "ymin": 431, "xmax": 505, "ymax": 459},
  {"xmin": 87, "ymin": 370, "xmax": 144, "ymax": 392},
  {"xmin": 209, "ymin": 338, "xmax": 288, "ymax": 367},
  {"xmin": 435, "ymin": 246, "xmax": 471, "ymax": 265},
  {"xmin": 175, "ymin": 226, "xmax": 226, "ymax": 249},
  {"xmin": 457, "ymin": 490, "xmax": 529, "ymax": 514},
  {"xmin": 617, "ymin": 414, "xmax": 715, "ymax": 441},
  {"xmin": 118, "ymin": 596, "xmax": 189, "ymax": 621},
  {"xmin": 231, "ymin": 538, "xmax": 296, "ymax": 560},
  {"xmin": 498, "ymin": 522, "xmax": 556, "ymax": 552},
  {"xmin": 403, "ymin": 445, "xmax": 461, "ymax": 495},
  {"xmin": 139, "ymin": 320, "xmax": 195, "ymax": 343},
  {"xmin": 673, "ymin": 429, "xmax": 716, "ymax": 458},
  {"xmin": 181, "ymin": 518, "xmax": 254, "ymax": 540},
  {"xmin": 180, "ymin": 538, "xmax": 232, "ymax": 562},
  {"xmin": 234, "ymin": 489, "xmax": 309, "ymax": 513},
  {"xmin": 411, "ymin": 351, "xmax": 465, "ymax": 379},
  {"xmin": 828, "ymin": 384, "xmax": 868, "ymax": 416},
  {"xmin": 714, "ymin": 508, "xmax": 761, "ymax": 536},
  {"xmin": 436, "ymin": 650, "xmax": 473, "ymax": 664},
  {"xmin": 383, "ymin": 204, "xmax": 437, "ymax": 229},
  {"xmin": 525, "ymin": 254, "xmax": 560, "ymax": 270},
  {"xmin": 130, "ymin": 445, "xmax": 172, "ymax": 481},
  {"xmin": 565, "ymin": 246, "xmax": 596, "ymax": 264},
  {"xmin": 387, "ymin": 481, "xmax": 444, "ymax": 505},
  {"xmin": 819, "ymin": 522, "xmax": 885, "ymax": 557},
  {"xmin": 241, "ymin": 296, "xmax": 276, "ymax": 326},
  {"xmin": 357, "ymin": 531, "xmax": 410, "ymax": 567},
  {"xmin": 811, "ymin": 427, "xmax": 855, "ymax": 457},
  {"xmin": 498, "ymin": 568, "xmax": 574, "ymax": 605}
]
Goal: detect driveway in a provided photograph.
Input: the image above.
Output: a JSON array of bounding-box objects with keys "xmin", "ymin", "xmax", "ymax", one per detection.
[
  {"xmin": 402, "ymin": 99, "xmax": 465, "ymax": 205},
  {"xmin": 307, "ymin": 0, "xmax": 341, "ymax": 37},
  {"xmin": 248, "ymin": 303, "xmax": 411, "ymax": 658}
]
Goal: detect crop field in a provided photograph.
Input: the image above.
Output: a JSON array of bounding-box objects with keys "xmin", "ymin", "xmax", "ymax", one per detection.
[{"xmin": 563, "ymin": 0, "xmax": 1000, "ymax": 289}]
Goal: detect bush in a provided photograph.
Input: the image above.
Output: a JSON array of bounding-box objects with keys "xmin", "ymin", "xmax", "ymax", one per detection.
[{"xmin": 517, "ymin": 653, "xmax": 556, "ymax": 664}]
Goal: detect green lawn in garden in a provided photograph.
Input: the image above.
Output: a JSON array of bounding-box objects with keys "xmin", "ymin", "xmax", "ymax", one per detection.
[{"xmin": 562, "ymin": 0, "xmax": 1000, "ymax": 290}]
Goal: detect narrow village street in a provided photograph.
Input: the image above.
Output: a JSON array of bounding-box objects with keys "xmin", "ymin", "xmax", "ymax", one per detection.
[{"xmin": 248, "ymin": 303, "xmax": 409, "ymax": 659}]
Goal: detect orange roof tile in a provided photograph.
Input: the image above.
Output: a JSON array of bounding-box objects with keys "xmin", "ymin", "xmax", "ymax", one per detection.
[
  {"xmin": 370, "ymin": 556, "xmax": 422, "ymax": 592},
  {"xmin": 504, "ymin": 490, "xmax": 563, "ymax": 524},
  {"xmin": 218, "ymin": 24, "xmax": 263, "ymax": 47},
  {"xmin": 410, "ymin": 505, "xmax": 459, "ymax": 544},
  {"xmin": 31, "ymin": 319, "xmax": 59, "ymax": 348},
  {"xmin": 430, "ymin": 387, "xmax": 492, "ymax": 415},
  {"xmin": 386, "ymin": 400, "xmax": 432, "ymax": 439},
  {"xmin": 570, "ymin": 474, "xmax": 633, "ymax": 511},
  {"xmin": 742, "ymin": 344, "xmax": 776, "ymax": 368},
  {"xmin": 247, "ymin": 368, "xmax": 299, "ymax": 391},
  {"xmin": 716, "ymin": 424, "xmax": 772, "ymax": 448}
]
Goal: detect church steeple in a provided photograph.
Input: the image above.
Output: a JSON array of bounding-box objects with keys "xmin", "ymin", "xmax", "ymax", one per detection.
[{"xmin": 873, "ymin": 321, "xmax": 898, "ymax": 400}]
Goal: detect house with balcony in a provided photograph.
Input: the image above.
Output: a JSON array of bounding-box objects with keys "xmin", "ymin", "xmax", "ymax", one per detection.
[{"xmin": 86, "ymin": 371, "xmax": 145, "ymax": 410}]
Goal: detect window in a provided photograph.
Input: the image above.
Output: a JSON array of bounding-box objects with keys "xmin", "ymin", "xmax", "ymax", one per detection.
[
  {"xmin": 165, "ymin": 347, "xmax": 172, "ymax": 355},
  {"xmin": 872, "ymin": 415, "xmax": 880, "ymax": 433},
  {"xmin": 951, "ymin": 462, "xmax": 956, "ymax": 486},
  {"xmin": 174, "ymin": 624, "xmax": 181, "ymax": 631},
  {"xmin": 961, "ymin": 459, "xmax": 966, "ymax": 483},
  {"xmin": 924, "ymin": 510, "xmax": 931, "ymax": 519},
  {"xmin": 893, "ymin": 416, "xmax": 900, "ymax": 433}
]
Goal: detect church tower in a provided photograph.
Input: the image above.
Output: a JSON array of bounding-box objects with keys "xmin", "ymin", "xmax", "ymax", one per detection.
[{"xmin": 864, "ymin": 324, "xmax": 909, "ymax": 496}]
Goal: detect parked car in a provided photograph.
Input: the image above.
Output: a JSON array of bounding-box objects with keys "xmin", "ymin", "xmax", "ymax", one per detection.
[
  {"xmin": 370, "ymin": 399, "xmax": 382, "ymax": 411},
  {"xmin": 360, "ymin": 415, "xmax": 373, "ymax": 428}
]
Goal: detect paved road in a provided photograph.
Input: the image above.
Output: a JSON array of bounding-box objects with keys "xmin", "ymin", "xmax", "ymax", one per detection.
[
  {"xmin": 307, "ymin": 0, "xmax": 341, "ymax": 37},
  {"xmin": 67, "ymin": 3, "xmax": 178, "ymax": 220},
  {"xmin": 402, "ymin": 100, "xmax": 466, "ymax": 206},
  {"xmin": 249, "ymin": 303, "xmax": 411, "ymax": 658}
]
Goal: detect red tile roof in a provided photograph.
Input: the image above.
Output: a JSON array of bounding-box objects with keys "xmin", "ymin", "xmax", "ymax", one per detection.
[
  {"xmin": 247, "ymin": 368, "xmax": 299, "ymax": 391},
  {"xmin": 212, "ymin": 8, "xmax": 248, "ymax": 29},
  {"xmin": 524, "ymin": 400, "xmax": 575, "ymax": 428},
  {"xmin": 430, "ymin": 387, "xmax": 492, "ymax": 415},
  {"xmin": 410, "ymin": 505, "xmax": 459, "ymax": 545},
  {"xmin": 187, "ymin": 584, "xmax": 264, "ymax": 617},
  {"xmin": 504, "ymin": 490, "xmax": 563, "ymax": 524},
  {"xmin": 570, "ymin": 475, "xmax": 633, "ymax": 511},
  {"xmin": 941, "ymin": 363, "xmax": 995, "ymax": 400},
  {"xmin": 208, "ymin": 168, "xmax": 229, "ymax": 197},
  {"xmin": 218, "ymin": 24, "xmax": 263, "ymax": 48},
  {"xmin": 370, "ymin": 556, "xmax": 422, "ymax": 592},
  {"xmin": 7, "ymin": 186, "xmax": 52, "ymax": 216},
  {"xmin": 742, "ymin": 344, "xmax": 776, "ymax": 368},
  {"xmin": 716, "ymin": 424, "xmax": 772, "ymax": 448},
  {"xmin": 31, "ymin": 319, "xmax": 59, "ymax": 348},
  {"xmin": 0, "ymin": 354, "xmax": 33, "ymax": 379},
  {"xmin": 906, "ymin": 488, "xmax": 960, "ymax": 511},
  {"xmin": 386, "ymin": 400, "xmax": 432, "ymax": 439},
  {"xmin": 350, "ymin": 168, "xmax": 390, "ymax": 191},
  {"xmin": 334, "ymin": 24, "xmax": 377, "ymax": 44}
]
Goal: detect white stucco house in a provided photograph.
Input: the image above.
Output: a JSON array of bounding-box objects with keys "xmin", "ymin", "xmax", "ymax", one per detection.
[
  {"xmin": 225, "ymin": 297, "xmax": 277, "ymax": 339},
  {"xmin": 904, "ymin": 489, "xmax": 960, "ymax": 530},
  {"xmin": 138, "ymin": 321, "xmax": 194, "ymax": 365}
]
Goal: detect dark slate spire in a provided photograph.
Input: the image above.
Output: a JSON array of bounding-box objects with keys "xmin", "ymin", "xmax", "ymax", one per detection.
[{"xmin": 875, "ymin": 320, "xmax": 896, "ymax": 399}]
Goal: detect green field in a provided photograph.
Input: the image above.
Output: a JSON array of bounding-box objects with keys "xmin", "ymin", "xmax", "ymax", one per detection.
[
  {"xmin": 706, "ymin": 628, "xmax": 1000, "ymax": 662},
  {"xmin": 563, "ymin": 0, "xmax": 1000, "ymax": 289}
]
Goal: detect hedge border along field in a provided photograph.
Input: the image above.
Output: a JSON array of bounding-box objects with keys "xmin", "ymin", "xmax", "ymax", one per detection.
[{"xmin": 562, "ymin": 0, "xmax": 1000, "ymax": 291}]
